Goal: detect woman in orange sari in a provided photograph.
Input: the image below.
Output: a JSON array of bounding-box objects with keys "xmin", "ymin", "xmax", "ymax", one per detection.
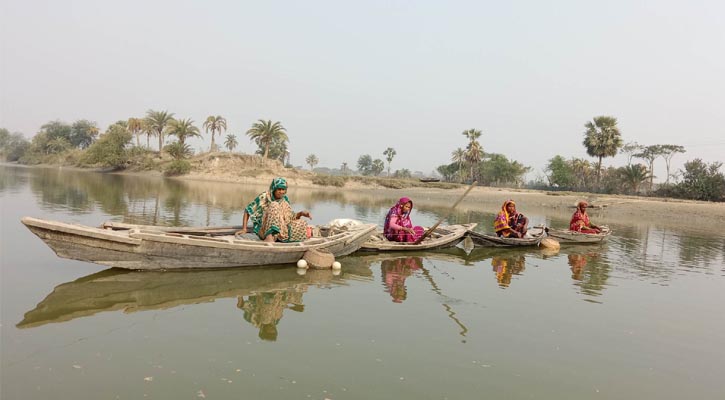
[
  {"xmin": 569, "ymin": 200, "xmax": 601, "ymax": 234},
  {"xmin": 493, "ymin": 199, "xmax": 528, "ymax": 238}
]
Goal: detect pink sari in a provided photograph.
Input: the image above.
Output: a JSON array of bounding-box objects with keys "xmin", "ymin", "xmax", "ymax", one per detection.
[{"xmin": 383, "ymin": 197, "xmax": 424, "ymax": 242}]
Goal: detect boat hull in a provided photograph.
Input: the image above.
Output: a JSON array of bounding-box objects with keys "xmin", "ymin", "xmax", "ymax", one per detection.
[
  {"xmin": 467, "ymin": 227, "xmax": 545, "ymax": 247},
  {"xmin": 545, "ymin": 227, "xmax": 612, "ymax": 244},
  {"xmin": 359, "ymin": 223, "xmax": 477, "ymax": 252},
  {"xmin": 22, "ymin": 217, "xmax": 377, "ymax": 270}
]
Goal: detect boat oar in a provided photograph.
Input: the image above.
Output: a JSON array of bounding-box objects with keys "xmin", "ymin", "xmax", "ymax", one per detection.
[{"xmin": 413, "ymin": 181, "xmax": 477, "ymax": 245}]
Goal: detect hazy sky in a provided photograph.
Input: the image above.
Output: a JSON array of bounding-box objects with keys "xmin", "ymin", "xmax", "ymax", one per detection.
[{"xmin": 1, "ymin": 0, "xmax": 723, "ymax": 181}]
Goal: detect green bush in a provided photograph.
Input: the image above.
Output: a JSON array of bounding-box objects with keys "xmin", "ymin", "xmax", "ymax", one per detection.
[
  {"xmin": 79, "ymin": 125, "xmax": 132, "ymax": 168},
  {"xmin": 164, "ymin": 160, "xmax": 191, "ymax": 176}
]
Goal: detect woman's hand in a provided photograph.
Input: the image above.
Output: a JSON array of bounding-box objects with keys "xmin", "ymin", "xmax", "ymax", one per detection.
[
  {"xmin": 235, "ymin": 227, "xmax": 246, "ymax": 236},
  {"xmin": 296, "ymin": 211, "xmax": 312, "ymax": 219}
]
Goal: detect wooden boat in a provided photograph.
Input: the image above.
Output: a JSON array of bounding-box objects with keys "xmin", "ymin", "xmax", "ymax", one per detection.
[
  {"xmin": 466, "ymin": 226, "xmax": 547, "ymax": 247},
  {"xmin": 21, "ymin": 217, "xmax": 377, "ymax": 270},
  {"xmin": 358, "ymin": 223, "xmax": 477, "ymax": 252},
  {"xmin": 419, "ymin": 177, "xmax": 441, "ymax": 183},
  {"xmin": 17, "ymin": 263, "xmax": 374, "ymax": 329},
  {"xmin": 545, "ymin": 226, "xmax": 612, "ymax": 244}
]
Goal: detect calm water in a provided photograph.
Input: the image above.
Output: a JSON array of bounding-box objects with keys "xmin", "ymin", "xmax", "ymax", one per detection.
[{"xmin": 2, "ymin": 165, "xmax": 724, "ymax": 400}]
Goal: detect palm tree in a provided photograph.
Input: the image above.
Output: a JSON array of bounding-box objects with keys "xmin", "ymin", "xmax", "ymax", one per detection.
[
  {"xmin": 203, "ymin": 115, "xmax": 227, "ymax": 152},
  {"xmin": 246, "ymin": 119, "xmax": 288, "ymax": 159},
  {"xmin": 306, "ymin": 154, "xmax": 319, "ymax": 170},
  {"xmin": 462, "ymin": 129, "xmax": 484, "ymax": 180},
  {"xmin": 465, "ymin": 140, "xmax": 484, "ymax": 181},
  {"xmin": 142, "ymin": 119, "xmax": 154, "ymax": 149},
  {"xmin": 167, "ymin": 118, "xmax": 201, "ymax": 146},
  {"xmin": 341, "ymin": 162, "xmax": 349, "ymax": 175},
  {"xmin": 620, "ymin": 164, "xmax": 650, "ymax": 194},
  {"xmin": 583, "ymin": 116, "xmax": 623, "ymax": 185},
  {"xmin": 451, "ymin": 147, "xmax": 466, "ymax": 182},
  {"xmin": 383, "ymin": 147, "xmax": 396, "ymax": 177},
  {"xmin": 145, "ymin": 110, "xmax": 175, "ymax": 152},
  {"xmin": 224, "ymin": 134, "xmax": 238, "ymax": 152},
  {"xmin": 571, "ymin": 158, "xmax": 592, "ymax": 189},
  {"xmin": 165, "ymin": 141, "xmax": 193, "ymax": 160},
  {"xmin": 127, "ymin": 118, "xmax": 144, "ymax": 147}
]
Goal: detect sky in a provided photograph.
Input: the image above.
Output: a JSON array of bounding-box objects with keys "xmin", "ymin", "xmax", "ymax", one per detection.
[{"xmin": 1, "ymin": 0, "xmax": 724, "ymax": 181}]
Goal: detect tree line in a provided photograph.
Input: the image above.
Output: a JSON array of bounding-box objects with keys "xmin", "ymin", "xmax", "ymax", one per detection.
[{"xmin": 2, "ymin": 113, "xmax": 723, "ymax": 201}]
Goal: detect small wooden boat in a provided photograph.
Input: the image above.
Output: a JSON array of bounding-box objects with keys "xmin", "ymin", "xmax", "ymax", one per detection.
[
  {"xmin": 419, "ymin": 177, "xmax": 441, "ymax": 183},
  {"xmin": 358, "ymin": 223, "xmax": 477, "ymax": 252},
  {"xmin": 21, "ymin": 217, "xmax": 377, "ymax": 270},
  {"xmin": 466, "ymin": 226, "xmax": 547, "ymax": 247},
  {"xmin": 545, "ymin": 226, "xmax": 612, "ymax": 244}
]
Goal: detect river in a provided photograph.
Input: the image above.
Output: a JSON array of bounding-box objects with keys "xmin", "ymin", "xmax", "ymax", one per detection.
[{"xmin": 1, "ymin": 165, "xmax": 724, "ymax": 399}]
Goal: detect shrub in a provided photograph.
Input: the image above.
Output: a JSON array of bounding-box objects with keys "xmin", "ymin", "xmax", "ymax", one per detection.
[
  {"xmin": 164, "ymin": 160, "xmax": 191, "ymax": 176},
  {"xmin": 312, "ymin": 175, "xmax": 347, "ymax": 187}
]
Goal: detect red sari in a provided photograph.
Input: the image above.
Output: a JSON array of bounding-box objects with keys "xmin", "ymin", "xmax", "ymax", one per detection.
[{"xmin": 569, "ymin": 210, "xmax": 601, "ymax": 234}]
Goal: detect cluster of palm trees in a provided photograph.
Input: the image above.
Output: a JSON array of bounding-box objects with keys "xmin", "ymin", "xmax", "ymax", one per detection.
[
  {"xmin": 450, "ymin": 128, "xmax": 484, "ymax": 182},
  {"xmin": 127, "ymin": 111, "xmax": 290, "ymax": 160}
]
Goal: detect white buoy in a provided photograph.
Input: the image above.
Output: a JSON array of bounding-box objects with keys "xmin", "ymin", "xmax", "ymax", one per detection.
[
  {"xmin": 296, "ymin": 267, "xmax": 307, "ymax": 276},
  {"xmin": 332, "ymin": 261, "xmax": 342, "ymax": 270},
  {"xmin": 296, "ymin": 259, "xmax": 308, "ymax": 269}
]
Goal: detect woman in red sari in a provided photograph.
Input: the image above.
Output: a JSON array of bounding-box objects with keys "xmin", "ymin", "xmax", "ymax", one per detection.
[
  {"xmin": 569, "ymin": 200, "xmax": 601, "ymax": 234},
  {"xmin": 383, "ymin": 197, "xmax": 424, "ymax": 242}
]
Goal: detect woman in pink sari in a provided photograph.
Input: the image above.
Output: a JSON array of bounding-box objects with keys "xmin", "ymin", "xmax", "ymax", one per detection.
[
  {"xmin": 569, "ymin": 200, "xmax": 601, "ymax": 234},
  {"xmin": 383, "ymin": 197, "xmax": 424, "ymax": 242}
]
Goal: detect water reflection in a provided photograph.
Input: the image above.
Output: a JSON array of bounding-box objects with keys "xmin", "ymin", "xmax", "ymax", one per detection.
[
  {"xmin": 237, "ymin": 289, "xmax": 305, "ymax": 341},
  {"xmin": 380, "ymin": 257, "xmax": 423, "ymax": 303},
  {"xmin": 491, "ymin": 255, "xmax": 526, "ymax": 287},
  {"xmin": 7, "ymin": 165, "xmax": 478, "ymax": 228},
  {"xmin": 17, "ymin": 264, "xmax": 373, "ymax": 330},
  {"xmin": 564, "ymin": 246, "xmax": 611, "ymax": 299}
]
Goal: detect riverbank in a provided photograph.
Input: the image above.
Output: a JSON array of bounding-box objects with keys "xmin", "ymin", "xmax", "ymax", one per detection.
[{"xmin": 173, "ymin": 168, "xmax": 725, "ymax": 232}]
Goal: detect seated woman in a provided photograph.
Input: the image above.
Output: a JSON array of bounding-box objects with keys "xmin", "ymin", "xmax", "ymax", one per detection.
[
  {"xmin": 569, "ymin": 200, "xmax": 601, "ymax": 234},
  {"xmin": 383, "ymin": 197, "xmax": 424, "ymax": 242},
  {"xmin": 236, "ymin": 177, "xmax": 312, "ymax": 242},
  {"xmin": 493, "ymin": 199, "xmax": 529, "ymax": 238}
]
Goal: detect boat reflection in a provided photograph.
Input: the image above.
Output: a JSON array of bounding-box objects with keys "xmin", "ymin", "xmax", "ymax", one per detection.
[{"xmin": 17, "ymin": 263, "xmax": 374, "ymax": 330}]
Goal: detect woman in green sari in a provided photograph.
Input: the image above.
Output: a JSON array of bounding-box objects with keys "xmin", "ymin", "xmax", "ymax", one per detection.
[{"xmin": 236, "ymin": 177, "xmax": 312, "ymax": 242}]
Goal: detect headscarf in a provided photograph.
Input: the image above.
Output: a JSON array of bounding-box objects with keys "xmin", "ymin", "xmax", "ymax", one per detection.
[
  {"xmin": 269, "ymin": 177, "xmax": 289, "ymax": 201},
  {"xmin": 493, "ymin": 199, "xmax": 516, "ymax": 233},
  {"xmin": 383, "ymin": 197, "xmax": 413, "ymax": 235}
]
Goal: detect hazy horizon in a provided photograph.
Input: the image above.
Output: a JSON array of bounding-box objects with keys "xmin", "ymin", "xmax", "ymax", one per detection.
[{"xmin": 2, "ymin": 0, "xmax": 723, "ymax": 181}]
